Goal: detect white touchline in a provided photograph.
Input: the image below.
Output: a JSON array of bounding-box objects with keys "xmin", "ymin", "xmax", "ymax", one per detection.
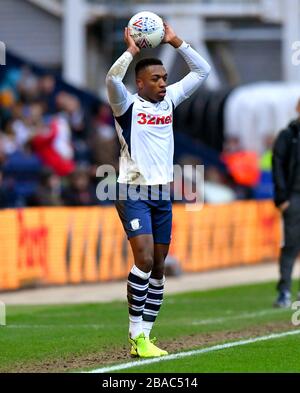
[{"xmin": 85, "ymin": 329, "xmax": 300, "ymax": 373}]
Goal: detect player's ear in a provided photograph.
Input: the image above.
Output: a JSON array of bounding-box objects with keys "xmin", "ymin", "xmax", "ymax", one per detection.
[
  {"xmin": 297, "ymin": 98, "xmax": 300, "ymax": 113},
  {"xmin": 136, "ymin": 78, "xmax": 144, "ymax": 90}
]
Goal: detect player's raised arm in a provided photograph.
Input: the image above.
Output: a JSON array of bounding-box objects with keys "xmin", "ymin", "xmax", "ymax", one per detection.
[
  {"xmin": 164, "ymin": 22, "xmax": 211, "ymax": 108},
  {"xmin": 105, "ymin": 27, "xmax": 140, "ymax": 117}
]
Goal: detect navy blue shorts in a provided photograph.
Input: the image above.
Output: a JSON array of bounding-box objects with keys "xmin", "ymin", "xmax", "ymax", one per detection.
[{"xmin": 114, "ymin": 183, "xmax": 172, "ymax": 244}]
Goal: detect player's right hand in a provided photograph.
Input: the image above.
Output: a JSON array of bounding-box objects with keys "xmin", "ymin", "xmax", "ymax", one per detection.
[{"xmin": 124, "ymin": 27, "xmax": 140, "ymax": 56}]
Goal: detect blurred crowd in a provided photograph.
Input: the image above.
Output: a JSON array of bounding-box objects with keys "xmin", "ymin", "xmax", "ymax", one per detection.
[
  {"xmin": 174, "ymin": 131, "xmax": 274, "ymax": 205},
  {"xmin": 0, "ymin": 66, "xmax": 120, "ymax": 208}
]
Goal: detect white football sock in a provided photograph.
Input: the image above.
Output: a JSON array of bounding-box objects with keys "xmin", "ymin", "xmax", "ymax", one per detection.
[
  {"xmin": 128, "ymin": 265, "xmax": 151, "ymax": 339},
  {"xmin": 142, "ymin": 321, "xmax": 154, "ymax": 338}
]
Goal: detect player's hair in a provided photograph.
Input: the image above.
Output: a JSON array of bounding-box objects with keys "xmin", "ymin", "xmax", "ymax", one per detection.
[{"xmin": 135, "ymin": 58, "xmax": 163, "ymax": 76}]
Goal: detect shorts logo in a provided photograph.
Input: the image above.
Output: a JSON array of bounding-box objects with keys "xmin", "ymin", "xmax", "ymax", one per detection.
[{"xmin": 130, "ymin": 219, "xmax": 142, "ymax": 231}]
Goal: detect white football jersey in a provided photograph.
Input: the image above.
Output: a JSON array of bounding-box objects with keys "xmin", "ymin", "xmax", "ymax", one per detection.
[
  {"xmin": 115, "ymin": 93, "xmax": 175, "ymax": 185},
  {"xmin": 106, "ymin": 41, "xmax": 211, "ymax": 185}
]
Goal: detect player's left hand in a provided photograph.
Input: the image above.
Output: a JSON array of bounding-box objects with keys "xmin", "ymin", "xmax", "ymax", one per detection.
[
  {"xmin": 162, "ymin": 22, "xmax": 176, "ymax": 44},
  {"xmin": 162, "ymin": 22, "xmax": 183, "ymax": 48}
]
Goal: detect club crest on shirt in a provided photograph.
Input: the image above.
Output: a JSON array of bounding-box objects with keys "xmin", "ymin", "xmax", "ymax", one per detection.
[
  {"xmin": 160, "ymin": 100, "xmax": 170, "ymax": 111},
  {"xmin": 130, "ymin": 219, "xmax": 142, "ymax": 231}
]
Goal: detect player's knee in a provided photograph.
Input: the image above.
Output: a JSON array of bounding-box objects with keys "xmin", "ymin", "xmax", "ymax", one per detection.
[
  {"xmin": 142, "ymin": 255, "xmax": 154, "ymax": 272},
  {"xmin": 137, "ymin": 254, "xmax": 154, "ymax": 273}
]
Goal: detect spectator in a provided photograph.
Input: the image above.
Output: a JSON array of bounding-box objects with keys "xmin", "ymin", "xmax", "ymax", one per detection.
[
  {"xmin": 31, "ymin": 118, "xmax": 75, "ymax": 177},
  {"xmin": 38, "ymin": 74, "xmax": 57, "ymax": 115},
  {"xmin": 253, "ymin": 134, "xmax": 275, "ymax": 199},
  {"xmin": 260, "ymin": 134, "xmax": 274, "ymax": 172},
  {"xmin": 12, "ymin": 101, "xmax": 46, "ymax": 150},
  {"xmin": 62, "ymin": 166, "xmax": 98, "ymax": 206},
  {"xmin": 55, "ymin": 91, "xmax": 91, "ymax": 164},
  {"xmin": 55, "ymin": 91, "xmax": 86, "ymax": 135},
  {"xmin": 27, "ymin": 167, "xmax": 63, "ymax": 207},
  {"xmin": 18, "ymin": 66, "xmax": 40, "ymax": 103},
  {"xmin": 0, "ymin": 169, "xmax": 7, "ymax": 208},
  {"xmin": 222, "ymin": 136, "xmax": 260, "ymax": 199},
  {"xmin": 0, "ymin": 119, "xmax": 19, "ymax": 157},
  {"xmin": 0, "ymin": 168, "xmax": 20, "ymax": 208},
  {"xmin": 0, "ymin": 88, "xmax": 16, "ymax": 128},
  {"xmin": 272, "ymin": 98, "xmax": 300, "ymax": 308},
  {"xmin": 91, "ymin": 103, "xmax": 119, "ymax": 169},
  {"xmin": 204, "ymin": 166, "xmax": 236, "ymax": 204}
]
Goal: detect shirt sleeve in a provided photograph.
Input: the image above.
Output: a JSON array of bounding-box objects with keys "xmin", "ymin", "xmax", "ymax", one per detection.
[
  {"xmin": 105, "ymin": 51, "xmax": 135, "ymax": 117},
  {"xmin": 167, "ymin": 41, "xmax": 211, "ymax": 109}
]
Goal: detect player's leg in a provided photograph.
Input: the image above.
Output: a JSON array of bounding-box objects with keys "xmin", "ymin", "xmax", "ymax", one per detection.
[
  {"xmin": 115, "ymin": 185, "xmax": 155, "ymax": 339},
  {"xmin": 143, "ymin": 243, "xmax": 169, "ymax": 339},
  {"xmin": 115, "ymin": 185, "xmax": 170, "ymax": 357},
  {"xmin": 128, "ymin": 234, "xmax": 171, "ymax": 357},
  {"xmin": 127, "ymin": 234, "xmax": 154, "ymax": 339},
  {"xmin": 139, "ymin": 194, "xmax": 172, "ymax": 355},
  {"xmin": 127, "ymin": 234, "xmax": 168, "ymax": 357}
]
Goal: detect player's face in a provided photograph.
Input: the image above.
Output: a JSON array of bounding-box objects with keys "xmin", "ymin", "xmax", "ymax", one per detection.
[{"xmin": 137, "ymin": 65, "xmax": 167, "ymax": 103}]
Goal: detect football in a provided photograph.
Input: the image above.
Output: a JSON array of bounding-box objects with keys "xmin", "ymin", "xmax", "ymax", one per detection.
[{"xmin": 128, "ymin": 11, "xmax": 165, "ymax": 49}]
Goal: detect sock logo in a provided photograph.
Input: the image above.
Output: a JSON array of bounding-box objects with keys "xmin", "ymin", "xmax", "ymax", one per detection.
[{"xmin": 130, "ymin": 218, "xmax": 142, "ymax": 231}]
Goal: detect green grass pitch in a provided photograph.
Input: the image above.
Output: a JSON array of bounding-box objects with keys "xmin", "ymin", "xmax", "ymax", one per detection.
[{"xmin": 0, "ymin": 281, "xmax": 299, "ymax": 373}]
